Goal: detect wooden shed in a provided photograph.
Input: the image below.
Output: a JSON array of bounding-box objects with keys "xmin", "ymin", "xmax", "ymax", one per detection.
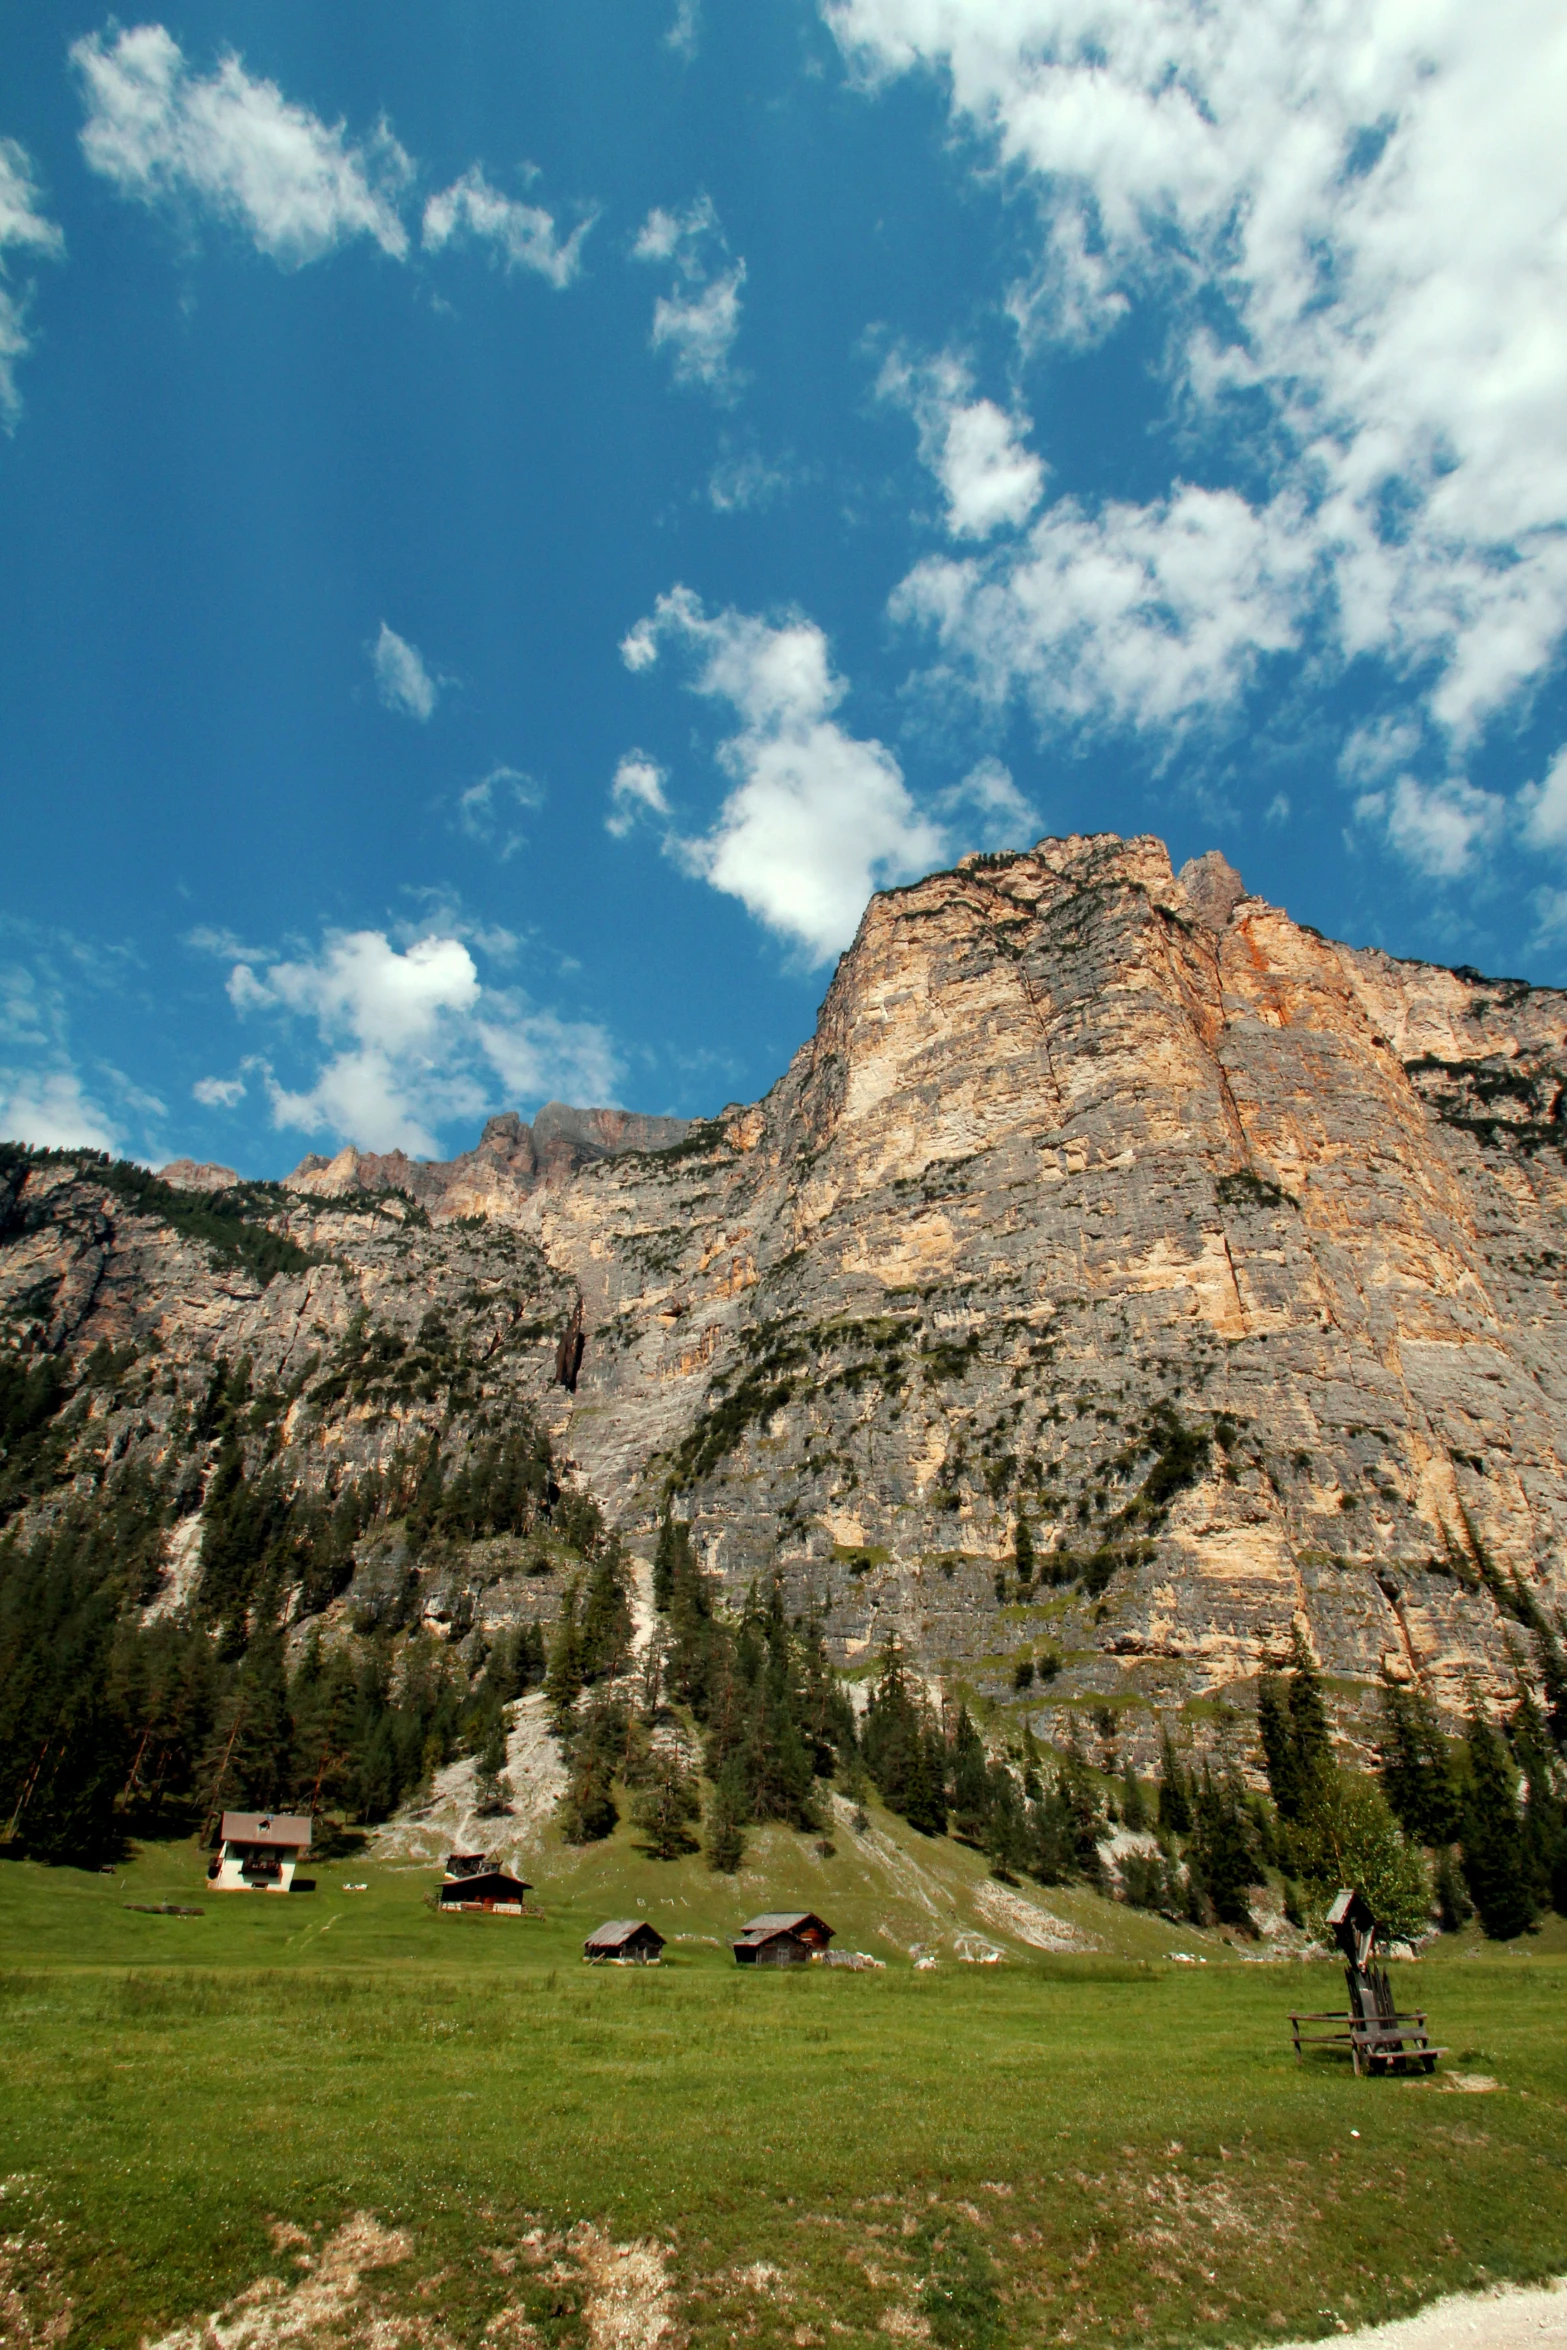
[
  {"xmin": 208, "ymin": 1812, "xmax": 313, "ymax": 1893},
  {"xmin": 584, "ymin": 1918, "xmax": 666, "ymax": 1964},
  {"xmin": 438, "ymin": 1852, "xmax": 532, "ymax": 1914},
  {"xmin": 733, "ymin": 1911, "xmax": 834, "ymax": 1966}
]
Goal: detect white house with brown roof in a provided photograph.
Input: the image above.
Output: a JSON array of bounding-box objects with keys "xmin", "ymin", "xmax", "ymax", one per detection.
[{"xmin": 209, "ymin": 1812, "xmax": 313, "ymax": 1893}]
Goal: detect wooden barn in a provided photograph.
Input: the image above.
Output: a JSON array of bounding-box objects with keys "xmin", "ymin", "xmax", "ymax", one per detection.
[
  {"xmin": 208, "ymin": 1812, "xmax": 313, "ymax": 1893},
  {"xmin": 437, "ymin": 1852, "xmax": 532, "ymax": 1913},
  {"xmin": 733, "ymin": 1911, "xmax": 834, "ymax": 1965},
  {"xmin": 584, "ymin": 1919, "xmax": 666, "ymax": 1964}
]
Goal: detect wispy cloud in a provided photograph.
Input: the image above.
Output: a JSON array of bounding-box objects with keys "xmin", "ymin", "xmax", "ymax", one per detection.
[
  {"xmin": 73, "ymin": 23, "xmax": 411, "ymax": 264},
  {"xmin": 632, "ymin": 195, "xmax": 746, "ymax": 396},
  {"xmin": 371, "ymin": 621, "xmax": 440, "ymax": 721},
  {"xmin": 0, "ymin": 137, "xmax": 65, "ymax": 426},
  {"xmin": 421, "ymin": 167, "xmax": 596, "ymax": 288},
  {"xmin": 457, "ymin": 766, "xmax": 544, "ymax": 860},
  {"xmin": 606, "ymin": 753, "xmax": 671, "ymax": 840}
]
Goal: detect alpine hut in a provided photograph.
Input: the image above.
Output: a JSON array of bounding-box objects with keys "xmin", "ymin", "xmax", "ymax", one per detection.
[
  {"xmin": 584, "ymin": 1919, "xmax": 666, "ymax": 1964},
  {"xmin": 733, "ymin": 1911, "xmax": 834, "ymax": 1966},
  {"xmin": 208, "ymin": 1812, "xmax": 313, "ymax": 1893},
  {"xmin": 437, "ymin": 1853, "xmax": 532, "ymax": 1913}
]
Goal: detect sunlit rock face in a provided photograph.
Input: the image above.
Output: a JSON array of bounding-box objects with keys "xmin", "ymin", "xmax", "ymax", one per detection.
[{"xmin": 8, "ymin": 833, "xmax": 1565, "ymax": 1764}]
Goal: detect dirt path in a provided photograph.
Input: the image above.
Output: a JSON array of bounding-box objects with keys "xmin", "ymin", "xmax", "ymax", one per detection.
[{"xmin": 1277, "ymin": 2281, "xmax": 1567, "ymax": 2350}]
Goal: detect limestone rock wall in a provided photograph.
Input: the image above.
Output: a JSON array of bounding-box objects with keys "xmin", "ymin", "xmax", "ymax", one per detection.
[{"xmin": 5, "ymin": 832, "xmax": 1564, "ymax": 1765}]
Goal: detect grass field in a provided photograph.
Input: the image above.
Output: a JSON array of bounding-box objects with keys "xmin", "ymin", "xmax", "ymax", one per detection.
[{"xmin": 2, "ymin": 1826, "xmax": 1565, "ymax": 2350}]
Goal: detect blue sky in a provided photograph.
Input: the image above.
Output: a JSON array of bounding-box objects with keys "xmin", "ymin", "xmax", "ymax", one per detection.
[{"xmin": 3, "ymin": 0, "xmax": 1566, "ymax": 1174}]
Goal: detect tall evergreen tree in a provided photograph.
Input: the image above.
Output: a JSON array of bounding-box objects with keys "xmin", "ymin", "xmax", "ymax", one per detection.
[
  {"xmin": 1378, "ymin": 1677, "xmax": 1462, "ymax": 1845},
  {"xmin": 1156, "ymin": 1726, "xmax": 1192, "ymax": 1835},
  {"xmin": 1461, "ymin": 1706, "xmax": 1539, "ymax": 1939}
]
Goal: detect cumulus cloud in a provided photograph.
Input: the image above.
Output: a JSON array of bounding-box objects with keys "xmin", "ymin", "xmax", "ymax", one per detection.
[
  {"xmin": 73, "ymin": 23, "xmax": 411, "ymax": 265},
  {"xmin": 878, "ymin": 349, "xmax": 1044, "ymax": 539},
  {"xmin": 632, "ymin": 196, "xmax": 745, "ymax": 395},
  {"xmin": 606, "ymin": 753, "xmax": 671, "ymax": 839},
  {"xmin": 0, "ymin": 138, "xmax": 64, "ymax": 426},
  {"xmin": 1355, "ymin": 774, "xmax": 1506, "ymax": 879},
  {"xmin": 827, "ymin": 0, "xmax": 1567, "ymax": 777},
  {"xmin": 223, "ymin": 927, "xmax": 619, "ymax": 1154},
  {"xmin": 620, "ymin": 587, "xmax": 945, "ymax": 960},
  {"xmin": 0, "ymin": 1067, "xmax": 121, "ymax": 1153},
  {"xmin": 193, "ymin": 1073, "xmax": 246, "ymax": 1108},
  {"xmin": 457, "ymin": 766, "xmax": 543, "ymax": 860},
  {"xmin": 894, "ymin": 484, "xmax": 1312, "ymax": 737},
  {"xmin": 371, "ymin": 622, "xmax": 440, "ymax": 721},
  {"xmin": 421, "ymin": 167, "xmax": 596, "ymax": 288}
]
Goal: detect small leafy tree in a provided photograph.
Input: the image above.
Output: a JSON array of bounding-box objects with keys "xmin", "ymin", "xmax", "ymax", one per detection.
[{"xmin": 1292, "ymin": 1769, "xmax": 1431, "ymax": 1945}]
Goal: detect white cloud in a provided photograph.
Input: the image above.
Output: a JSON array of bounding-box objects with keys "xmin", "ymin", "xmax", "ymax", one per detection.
[
  {"xmin": 620, "ymin": 587, "xmax": 945, "ymax": 960},
  {"xmin": 1517, "ymin": 745, "xmax": 1567, "ymax": 852},
  {"xmin": 667, "ymin": 0, "xmax": 701, "ymax": 59},
  {"xmin": 607, "ymin": 753, "xmax": 671, "ymax": 839},
  {"xmin": 878, "ymin": 349, "xmax": 1044, "ymax": 539},
  {"xmin": 457, "ymin": 766, "xmax": 544, "ymax": 860},
  {"xmin": 73, "ymin": 24, "xmax": 411, "ymax": 265},
  {"xmin": 826, "ymin": 0, "xmax": 1567, "ymax": 750},
  {"xmin": 632, "ymin": 196, "xmax": 745, "ymax": 394},
  {"xmin": 0, "ymin": 1068, "xmax": 121, "ymax": 1153},
  {"xmin": 1356, "ymin": 774, "xmax": 1506, "ymax": 879},
  {"xmin": 193, "ymin": 1074, "xmax": 246, "ymax": 1108},
  {"xmin": 893, "ymin": 484, "xmax": 1312, "ymax": 736},
  {"xmin": 1339, "ymin": 716, "xmax": 1424, "ymax": 789},
  {"xmin": 707, "ymin": 445, "xmax": 801, "ymax": 514},
  {"xmin": 372, "ymin": 622, "xmax": 439, "ymax": 721},
  {"xmin": 224, "ymin": 928, "xmax": 620, "ymax": 1154},
  {"xmin": 421, "ymin": 167, "xmax": 596, "ymax": 288},
  {"xmin": 939, "ymin": 757, "xmax": 1043, "ymax": 851},
  {"xmin": 0, "ymin": 137, "xmax": 65, "ymax": 426}
]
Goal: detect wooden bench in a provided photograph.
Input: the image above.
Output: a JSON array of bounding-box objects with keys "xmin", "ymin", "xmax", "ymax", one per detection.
[{"xmin": 1290, "ymin": 2006, "xmax": 1444, "ymax": 2076}]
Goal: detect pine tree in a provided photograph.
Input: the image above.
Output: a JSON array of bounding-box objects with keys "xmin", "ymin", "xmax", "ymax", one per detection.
[
  {"xmin": 948, "ymin": 1707, "xmax": 990, "ymax": 1845},
  {"xmin": 632, "ymin": 1748, "xmax": 702, "ymax": 1859},
  {"xmin": 1377, "ymin": 1678, "xmax": 1461, "ymax": 1844},
  {"xmin": 1190, "ymin": 1766, "xmax": 1258, "ymax": 1932},
  {"xmin": 544, "ymin": 1583, "xmax": 585, "ymax": 1717},
  {"xmin": 1259, "ymin": 1630, "xmax": 1331, "ymax": 1822},
  {"xmin": 1460, "ymin": 1707, "xmax": 1538, "ymax": 1940},
  {"xmin": 1013, "ymin": 1511, "xmax": 1035, "ymax": 1589},
  {"xmin": 473, "ymin": 1710, "xmax": 513, "ymax": 1815},
  {"xmin": 653, "ymin": 1508, "xmax": 694, "ymax": 1614},
  {"xmin": 705, "ymin": 1766, "xmax": 746, "ymax": 1873},
  {"xmin": 1156, "ymin": 1727, "xmax": 1192, "ymax": 1835}
]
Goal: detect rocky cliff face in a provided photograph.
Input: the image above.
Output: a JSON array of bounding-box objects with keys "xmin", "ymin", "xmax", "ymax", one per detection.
[{"xmin": 5, "ymin": 833, "xmax": 1564, "ymax": 1766}]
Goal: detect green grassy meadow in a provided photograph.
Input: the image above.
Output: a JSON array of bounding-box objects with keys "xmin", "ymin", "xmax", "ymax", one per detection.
[{"xmin": 1, "ymin": 1831, "xmax": 1565, "ymax": 2350}]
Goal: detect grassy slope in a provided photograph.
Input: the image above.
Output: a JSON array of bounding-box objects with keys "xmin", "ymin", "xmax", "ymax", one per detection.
[{"xmin": 1, "ymin": 1818, "xmax": 1565, "ymax": 2350}]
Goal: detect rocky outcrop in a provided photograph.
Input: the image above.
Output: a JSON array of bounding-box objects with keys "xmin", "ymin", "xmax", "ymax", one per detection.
[
  {"xmin": 5, "ymin": 834, "xmax": 1564, "ymax": 1768},
  {"xmin": 282, "ymin": 1102, "xmax": 692, "ymax": 1216}
]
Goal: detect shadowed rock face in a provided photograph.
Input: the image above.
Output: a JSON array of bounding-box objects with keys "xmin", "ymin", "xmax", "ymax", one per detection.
[{"xmin": 8, "ymin": 832, "xmax": 1566, "ymax": 1767}]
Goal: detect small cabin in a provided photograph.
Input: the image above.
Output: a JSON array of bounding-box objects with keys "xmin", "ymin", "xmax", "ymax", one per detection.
[
  {"xmin": 733, "ymin": 1911, "xmax": 835, "ymax": 1966},
  {"xmin": 209, "ymin": 1811, "xmax": 313, "ymax": 1894},
  {"xmin": 584, "ymin": 1918, "xmax": 666, "ymax": 1965},
  {"xmin": 437, "ymin": 1852, "xmax": 532, "ymax": 1914}
]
